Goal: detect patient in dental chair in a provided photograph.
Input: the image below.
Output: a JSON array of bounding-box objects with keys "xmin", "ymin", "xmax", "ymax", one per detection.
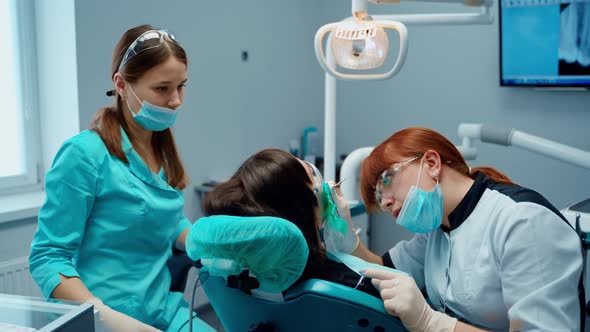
[{"xmin": 201, "ymin": 148, "xmax": 380, "ymax": 298}]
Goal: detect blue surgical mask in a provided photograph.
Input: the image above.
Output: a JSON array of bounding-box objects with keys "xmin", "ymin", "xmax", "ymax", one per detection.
[
  {"xmin": 395, "ymin": 157, "xmax": 443, "ymax": 233},
  {"xmin": 126, "ymin": 86, "xmax": 180, "ymax": 131}
]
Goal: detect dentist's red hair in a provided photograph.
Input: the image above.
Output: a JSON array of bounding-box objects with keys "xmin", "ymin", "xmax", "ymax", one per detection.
[{"xmin": 360, "ymin": 127, "xmax": 514, "ymax": 211}]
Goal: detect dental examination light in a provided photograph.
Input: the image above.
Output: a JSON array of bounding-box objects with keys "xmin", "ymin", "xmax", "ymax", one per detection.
[
  {"xmin": 314, "ymin": 5, "xmax": 408, "ymax": 81},
  {"xmin": 316, "ymin": 0, "xmax": 494, "ymax": 181}
]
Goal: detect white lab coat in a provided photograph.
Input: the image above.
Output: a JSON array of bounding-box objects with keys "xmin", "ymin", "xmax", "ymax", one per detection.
[{"xmin": 385, "ymin": 172, "xmax": 583, "ymax": 331}]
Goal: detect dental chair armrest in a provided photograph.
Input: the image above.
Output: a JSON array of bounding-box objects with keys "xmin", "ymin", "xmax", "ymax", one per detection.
[
  {"xmin": 285, "ymin": 278, "xmax": 387, "ymax": 314},
  {"xmin": 167, "ymin": 248, "xmax": 198, "ymax": 293}
]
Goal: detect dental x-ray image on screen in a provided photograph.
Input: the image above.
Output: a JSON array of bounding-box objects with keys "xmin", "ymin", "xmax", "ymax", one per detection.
[
  {"xmin": 500, "ymin": 0, "xmax": 590, "ymax": 87},
  {"xmin": 559, "ymin": 2, "xmax": 590, "ymax": 75}
]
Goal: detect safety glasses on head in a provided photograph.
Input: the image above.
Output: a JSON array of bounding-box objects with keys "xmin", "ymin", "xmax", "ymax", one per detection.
[
  {"xmin": 374, "ymin": 156, "xmax": 420, "ymax": 210},
  {"xmin": 118, "ymin": 29, "xmax": 176, "ymax": 73}
]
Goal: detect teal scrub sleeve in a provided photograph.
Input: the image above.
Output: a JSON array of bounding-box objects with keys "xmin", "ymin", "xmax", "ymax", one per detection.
[
  {"xmin": 29, "ymin": 138, "xmax": 98, "ymax": 298},
  {"xmin": 172, "ymin": 216, "xmax": 192, "ymax": 244}
]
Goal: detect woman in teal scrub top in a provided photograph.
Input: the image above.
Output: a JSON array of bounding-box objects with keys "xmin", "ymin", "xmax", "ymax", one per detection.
[{"xmin": 29, "ymin": 25, "xmax": 214, "ymax": 332}]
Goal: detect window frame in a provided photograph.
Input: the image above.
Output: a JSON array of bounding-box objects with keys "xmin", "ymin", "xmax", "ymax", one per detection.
[{"xmin": 0, "ymin": 0, "xmax": 42, "ymax": 194}]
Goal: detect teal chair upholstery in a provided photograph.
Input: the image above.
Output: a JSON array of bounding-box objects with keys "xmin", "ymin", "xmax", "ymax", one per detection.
[
  {"xmin": 187, "ymin": 215, "xmax": 408, "ymax": 331},
  {"xmin": 199, "ymin": 269, "xmax": 407, "ymax": 331}
]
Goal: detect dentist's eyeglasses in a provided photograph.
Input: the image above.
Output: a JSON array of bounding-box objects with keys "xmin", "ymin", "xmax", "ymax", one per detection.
[
  {"xmin": 118, "ymin": 29, "xmax": 177, "ymax": 72},
  {"xmin": 374, "ymin": 156, "xmax": 419, "ymax": 210}
]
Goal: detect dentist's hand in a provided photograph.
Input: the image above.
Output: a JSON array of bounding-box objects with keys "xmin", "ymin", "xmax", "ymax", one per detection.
[
  {"xmin": 362, "ymin": 268, "xmax": 457, "ymax": 332},
  {"xmin": 87, "ymin": 298, "xmax": 162, "ymax": 332},
  {"xmin": 324, "ymin": 180, "xmax": 360, "ymax": 254}
]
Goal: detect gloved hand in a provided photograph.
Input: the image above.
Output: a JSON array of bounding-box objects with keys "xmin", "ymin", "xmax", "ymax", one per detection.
[
  {"xmin": 86, "ymin": 298, "xmax": 162, "ymax": 332},
  {"xmin": 362, "ymin": 268, "xmax": 457, "ymax": 332},
  {"xmin": 321, "ymin": 181, "xmax": 360, "ymax": 254}
]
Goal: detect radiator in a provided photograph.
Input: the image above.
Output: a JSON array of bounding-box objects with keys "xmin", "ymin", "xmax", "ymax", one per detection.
[{"xmin": 0, "ymin": 256, "xmax": 41, "ymax": 297}]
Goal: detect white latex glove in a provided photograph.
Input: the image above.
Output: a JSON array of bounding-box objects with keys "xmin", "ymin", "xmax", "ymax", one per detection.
[
  {"xmin": 87, "ymin": 298, "xmax": 162, "ymax": 332},
  {"xmin": 362, "ymin": 268, "xmax": 457, "ymax": 332},
  {"xmin": 323, "ymin": 180, "xmax": 360, "ymax": 254}
]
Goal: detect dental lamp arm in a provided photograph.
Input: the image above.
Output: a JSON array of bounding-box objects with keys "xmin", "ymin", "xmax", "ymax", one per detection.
[
  {"xmin": 359, "ymin": 0, "xmax": 494, "ymax": 25},
  {"xmin": 369, "ymin": 0, "xmax": 491, "ymax": 4},
  {"xmin": 355, "ymin": 0, "xmax": 492, "ymax": 15},
  {"xmin": 457, "ymin": 123, "xmax": 590, "ymax": 170}
]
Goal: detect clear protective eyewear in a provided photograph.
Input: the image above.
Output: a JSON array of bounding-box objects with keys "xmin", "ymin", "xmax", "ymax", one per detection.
[
  {"xmin": 374, "ymin": 156, "xmax": 420, "ymax": 210},
  {"xmin": 304, "ymin": 161, "xmax": 324, "ymax": 196},
  {"xmin": 118, "ymin": 29, "xmax": 177, "ymax": 72}
]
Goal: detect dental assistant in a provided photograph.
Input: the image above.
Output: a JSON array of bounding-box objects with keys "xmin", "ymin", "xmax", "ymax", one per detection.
[
  {"xmin": 342, "ymin": 127, "xmax": 583, "ymax": 331},
  {"xmin": 29, "ymin": 25, "xmax": 213, "ymax": 332}
]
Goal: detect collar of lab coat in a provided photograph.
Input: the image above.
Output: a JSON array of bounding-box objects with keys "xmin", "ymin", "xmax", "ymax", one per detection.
[
  {"xmin": 447, "ymin": 171, "xmax": 488, "ymax": 232},
  {"xmin": 120, "ymin": 127, "xmax": 176, "ymax": 192}
]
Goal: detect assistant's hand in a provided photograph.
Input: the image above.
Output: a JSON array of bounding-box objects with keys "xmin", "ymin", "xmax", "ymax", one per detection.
[
  {"xmin": 362, "ymin": 268, "xmax": 457, "ymax": 332},
  {"xmin": 87, "ymin": 298, "xmax": 162, "ymax": 332},
  {"xmin": 324, "ymin": 181, "xmax": 360, "ymax": 254}
]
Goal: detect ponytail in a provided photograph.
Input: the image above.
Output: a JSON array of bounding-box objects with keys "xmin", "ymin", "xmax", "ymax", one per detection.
[{"xmin": 468, "ymin": 166, "xmax": 515, "ymax": 185}]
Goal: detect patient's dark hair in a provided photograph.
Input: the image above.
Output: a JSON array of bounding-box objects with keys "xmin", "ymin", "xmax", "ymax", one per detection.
[{"xmin": 202, "ymin": 148, "xmax": 326, "ymax": 266}]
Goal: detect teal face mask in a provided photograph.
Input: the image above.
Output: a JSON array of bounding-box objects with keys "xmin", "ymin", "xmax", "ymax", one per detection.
[
  {"xmin": 302, "ymin": 161, "xmax": 348, "ymax": 238},
  {"xmin": 319, "ymin": 181, "xmax": 348, "ymax": 235},
  {"xmin": 395, "ymin": 157, "xmax": 443, "ymax": 234},
  {"xmin": 126, "ymin": 85, "xmax": 180, "ymax": 131}
]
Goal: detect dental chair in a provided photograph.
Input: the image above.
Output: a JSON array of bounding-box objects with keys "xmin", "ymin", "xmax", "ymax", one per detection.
[
  {"xmin": 167, "ymin": 247, "xmax": 195, "ymax": 293},
  {"xmin": 185, "ymin": 215, "xmax": 408, "ymax": 332}
]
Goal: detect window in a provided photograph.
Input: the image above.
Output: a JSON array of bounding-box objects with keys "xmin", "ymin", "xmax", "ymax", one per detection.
[{"xmin": 0, "ymin": 0, "xmax": 41, "ymax": 192}]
